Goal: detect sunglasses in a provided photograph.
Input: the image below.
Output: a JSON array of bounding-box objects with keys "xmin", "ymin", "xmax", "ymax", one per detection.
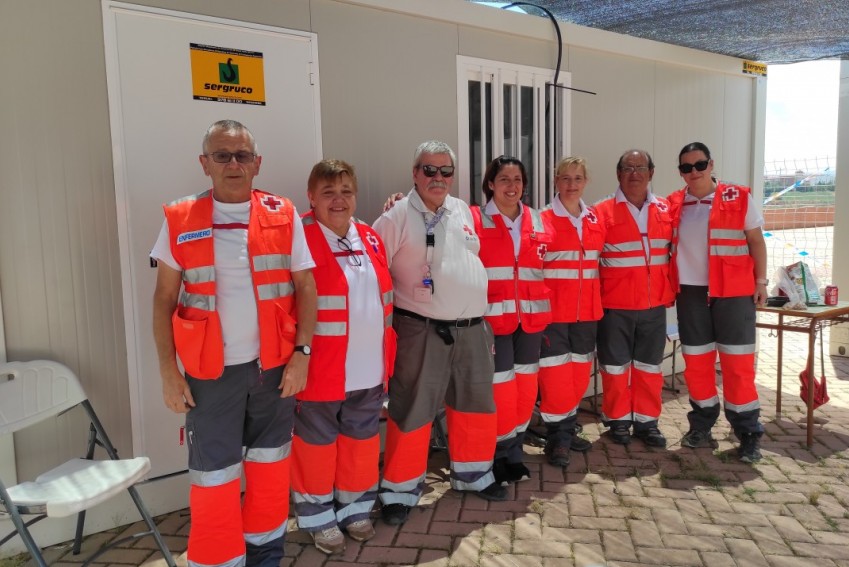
[
  {"xmin": 678, "ymin": 159, "xmax": 710, "ymax": 174},
  {"xmin": 419, "ymin": 164, "xmax": 455, "ymax": 178},
  {"xmin": 205, "ymin": 151, "xmax": 257, "ymax": 164}
]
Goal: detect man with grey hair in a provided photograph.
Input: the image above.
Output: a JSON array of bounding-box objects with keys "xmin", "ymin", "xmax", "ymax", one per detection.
[
  {"xmin": 373, "ymin": 140, "xmax": 507, "ymax": 526},
  {"xmin": 151, "ymin": 119, "xmax": 316, "ymax": 567},
  {"xmin": 593, "ymin": 149, "xmax": 674, "ymax": 449}
]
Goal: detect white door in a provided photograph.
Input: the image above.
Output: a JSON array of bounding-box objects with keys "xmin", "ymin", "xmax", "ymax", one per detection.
[{"xmin": 103, "ymin": 2, "xmax": 322, "ymax": 477}]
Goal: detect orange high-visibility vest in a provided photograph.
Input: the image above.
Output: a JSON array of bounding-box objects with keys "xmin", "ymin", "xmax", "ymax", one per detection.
[
  {"xmin": 165, "ymin": 189, "xmax": 296, "ymax": 379},
  {"xmin": 595, "ymin": 196, "xmax": 674, "ymax": 310},
  {"xmin": 472, "ymin": 204, "xmax": 553, "ymax": 335},
  {"xmin": 668, "ymin": 182, "xmax": 755, "ymax": 297},
  {"xmin": 541, "ymin": 206, "xmax": 605, "ymax": 323},
  {"xmin": 297, "ymin": 212, "xmax": 396, "ymax": 401}
]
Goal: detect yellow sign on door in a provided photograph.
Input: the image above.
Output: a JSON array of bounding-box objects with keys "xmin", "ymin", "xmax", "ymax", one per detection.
[
  {"xmin": 742, "ymin": 60, "xmax": 767, "ymax": 77},
  {"xmin": 190, "ymin": 43, "xmax": 266, "ymax": 105}
]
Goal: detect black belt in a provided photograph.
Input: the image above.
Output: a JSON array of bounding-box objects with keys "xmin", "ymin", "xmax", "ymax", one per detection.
[{"xmin": 394, "ymin": 307, "xmax": 483, "ymax": 328}]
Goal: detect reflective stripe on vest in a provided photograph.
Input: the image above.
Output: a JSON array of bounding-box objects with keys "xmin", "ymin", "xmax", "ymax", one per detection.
[
  {"xmin": 315, "ymin": 322, "xmax": 347, "ymax": 336},
  {"xmin": 709, "ymin": 245, "xmax": 749, "ymax": 257},
  {"xmin": 710, "ymin": 228, "xmax": 745, "ymax": 240},
  {"xmin": 543, "ymin": 268, "xmax": 599, "ymax": 279},
  {"xmin": 318, "ymin": 295, "xmax": 347, "ymax": 310},
  {"xmin": 486, "ymin": 266, "xmax": 514, "ymax": 281},
  {"xmin": 257, "ymin": 281, "xmax": 295, "ymax": 301},
  {"xmin": 184, "ymin": 266, "xmax": 215, "ymax": 284},
  {"xmin": 180, "ymin": 291, "xmax": 215, "ymax": 311},
  {"xmin": 253, "ymin": 254, "xmax": 292, "ymax": 272}
]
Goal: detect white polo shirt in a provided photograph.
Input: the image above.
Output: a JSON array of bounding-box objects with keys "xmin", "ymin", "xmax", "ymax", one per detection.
[
  {"xmin": 550, "ymin": 195, "xmax": 590, "ymax": 240},
  {"xmin": 150, "ymin": 195, "xmax": 315, "ymax": 366},
  {"xmin": 373, "ymin": 188, "xmax": 487, "ymax": 320},
  {"xmin": 676, "ymin": 189, "xmax": 764, "ymax": 286}
]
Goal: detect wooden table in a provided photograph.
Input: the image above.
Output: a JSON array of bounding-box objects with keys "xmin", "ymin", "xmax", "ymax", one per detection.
[{"xmin": 756, "ymin": 300, "xmax": 849, "ymax": 447}]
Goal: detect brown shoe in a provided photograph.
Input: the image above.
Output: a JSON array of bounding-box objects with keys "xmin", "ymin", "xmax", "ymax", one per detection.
[{"xmin": 345, "ymin": 518, "xmax": 376, "ymax": 542}]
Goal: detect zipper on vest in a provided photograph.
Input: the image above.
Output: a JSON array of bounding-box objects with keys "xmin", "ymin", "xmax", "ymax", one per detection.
[
  {"xmin": 576, "ymin": 242, "xmax": 584, "ymax": 321},
  {"xmin": 514, "ymin": 258, "xmax": 521, "ymax": 325}
]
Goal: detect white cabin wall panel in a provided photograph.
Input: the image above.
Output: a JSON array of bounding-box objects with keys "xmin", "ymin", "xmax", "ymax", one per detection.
[
  {"xmin": 652, "ymin": 65, "xmax": 726, "ymax": 197},
  {"xmin": 567, "ymin": 47, "xmax": 657, "ymax": 203},
  {"xmin": 311, "ymin": 0, "xmax": 460, "ymax": 222},
  {"xmin": 125, "ymin": 0, "xmax": 312, "ymax": 29},
  {"xmin": 458, "ymin": 26, "xmax": 561, "ymax": 71},
  {"xmin": 720, "ymin": 76, "xmax": 756, "ymax": 187},
  {"xmin": 0, "ymin": 0, "xmax": 130, "ymax": 481}
]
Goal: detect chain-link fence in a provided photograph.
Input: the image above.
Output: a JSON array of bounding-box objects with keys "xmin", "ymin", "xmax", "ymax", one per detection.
[{"xmin": 762, "ymin": 156, "xmax": 836, "ymax": 288}]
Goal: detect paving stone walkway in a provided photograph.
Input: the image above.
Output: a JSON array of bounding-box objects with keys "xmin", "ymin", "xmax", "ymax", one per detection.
[{"xmin": 13, "ymin": 325, "xmax": 849, "ymax": 567}]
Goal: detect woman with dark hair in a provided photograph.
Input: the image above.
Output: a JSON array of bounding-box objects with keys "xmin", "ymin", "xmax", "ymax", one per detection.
[
  {"xmin": 471, "ymin": 156, "xmax": 553, "ymax": 484},
  {"xmin": 667, "ymin": 142, "xmax": 767, "ymax": 463}
]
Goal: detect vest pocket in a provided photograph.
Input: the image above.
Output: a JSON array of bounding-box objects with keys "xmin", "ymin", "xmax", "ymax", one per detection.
[
  {"xmin": 277, "ymin": 304, "xmax": 297, "ymax": 360},
  {"xmin": 717, "ymin": 255, "xmax": 754, "ymax": 296},
  {"xmin": 172, "ymin": 311, "xmax": 224, "ymax": 379},
  {"xmin": 524, "ymin": 287, "xmax": 553, "ymax": 330},
  {"xmin": 383, "ymin": 326, "xmax": 398, "ymax": 381}
]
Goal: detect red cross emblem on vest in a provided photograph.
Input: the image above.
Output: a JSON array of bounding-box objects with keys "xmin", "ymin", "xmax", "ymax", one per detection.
[
  {"xmin": 586, "ymin": 210, "xmax": 597, "ymax": 224},
  {"xmin": 654, "ymin": 200, "xmax": 668, "ymax": 213},
  {"xmin": 721, "ymin": 186, "xmax": 740, "ymax": 202},
  {"xmin": 261, "ymin": 195, "xmax": 283, "ymax": 212},
  {"xmin": 365, "ymin": 233, "xmax": 380, "ymax": 253},
  {"xmin": 537, "ymin": 243, "xmax": 548, "ymax": 261}
]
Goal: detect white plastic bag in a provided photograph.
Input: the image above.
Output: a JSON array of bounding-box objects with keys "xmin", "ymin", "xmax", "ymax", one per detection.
[{"xmin": 774, "ymin": 261, "xmax": 821, "ymax": 309}]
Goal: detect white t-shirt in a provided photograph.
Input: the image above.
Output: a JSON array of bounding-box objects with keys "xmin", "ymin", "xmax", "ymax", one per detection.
[
  {"xmin": 676, "ymin": 189, "xmax": 764, "ymax": 286},
  {"xmin": 317, "ymin": 221, "xmax": 383, "ymax": 392},
  {"xmin": 373, "ymin": 189, "xmax": 487, "ymax": 319},
  {"xmin": 550, "ymin": 195, "xmax": 590, "ymax": 240},
  {"xmin": 484, "ymin": 199, "xmax": 523, "ymax": 258},
  {"xmin": 150, "ymin": 195, "xmax": 315, "ymax": 366}
]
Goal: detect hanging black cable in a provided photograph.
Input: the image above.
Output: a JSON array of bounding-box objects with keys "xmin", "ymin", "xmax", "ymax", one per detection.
[
  {"xmin": 501, "ymin": 1, "xmax": 563, "ymax": 169},
  {"xmin": 501, "ymin": 1, "xmax": 595, "ymax": 201}
]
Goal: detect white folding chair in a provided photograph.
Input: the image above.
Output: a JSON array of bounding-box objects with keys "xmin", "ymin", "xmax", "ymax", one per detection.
[{"xmin": 0, "ymin": 360, "xmax": 176, "ymax": 567}]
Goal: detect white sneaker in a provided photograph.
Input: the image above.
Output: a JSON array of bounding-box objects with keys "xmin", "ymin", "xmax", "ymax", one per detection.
[
  {"xmin": 345, "ymin": 518, "xmax": 376, "ymax": 542},
  {"xmin": 311, "ymin": 525, "xmax": 345, "ymax": 554}
]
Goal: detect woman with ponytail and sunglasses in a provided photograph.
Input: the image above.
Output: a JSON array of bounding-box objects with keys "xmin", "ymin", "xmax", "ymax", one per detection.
[
  {"xmin": 667, "ymin": 142, "xmax": 768, "ymax": 463},
  {"xmin": 472, "ymin": 156, "xmax": 554, "ymax": 485}
]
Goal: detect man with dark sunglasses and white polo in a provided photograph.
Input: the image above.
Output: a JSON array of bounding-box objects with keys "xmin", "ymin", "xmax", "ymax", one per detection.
[{"xmin": 373, "ymin": 140, "xmax": 507, "ymax": 527}]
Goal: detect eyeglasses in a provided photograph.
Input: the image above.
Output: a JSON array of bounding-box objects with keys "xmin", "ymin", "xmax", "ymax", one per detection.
[
  {"xmin": 336, "ymin": 237, "xmax": 362, "ymax": 267},
  {"xmin": 677, "ymin": 160, "xmax": 710, "ymax": 174},
  {"xmin": 205, "ymin": 151, "xmax": 257, "ymax": 164},
  {"xmin": 419, "ymin": 164, "xmax": 455, "ymax": 178},
  {"xmin": 619, "ymin": 166, "xmax": 651, "ymax": 174}
]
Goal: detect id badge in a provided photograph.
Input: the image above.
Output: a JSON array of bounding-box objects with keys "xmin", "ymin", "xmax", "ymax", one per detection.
[{"xmin": 413, "ymin": 285, "xmax": 432, "ymax": 303}]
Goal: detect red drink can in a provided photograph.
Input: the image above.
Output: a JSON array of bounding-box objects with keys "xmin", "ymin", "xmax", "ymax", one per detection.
[{"xmin": 824, "ymin": 285, "xmax": 839, "ymax": 306}]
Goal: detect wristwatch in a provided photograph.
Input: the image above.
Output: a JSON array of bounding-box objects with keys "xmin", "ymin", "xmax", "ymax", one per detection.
[
  {"xmin": 294, "ymin": 345, "xmax": 311, "ymax": 356},
  {"xmin": 756, "ymin": 278, "xmax": 769, "ymax": 286}
]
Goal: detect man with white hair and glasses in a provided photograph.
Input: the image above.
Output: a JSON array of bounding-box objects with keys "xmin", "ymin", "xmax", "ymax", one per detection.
[{"xmin": 151, "ymin": 119, "xmax": 316, "ymax": 567}]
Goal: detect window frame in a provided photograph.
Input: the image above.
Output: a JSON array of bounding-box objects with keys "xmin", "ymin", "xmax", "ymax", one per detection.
[{"xmin": 456, "ymin": 55, "xmax": 571, "ymax": 208}]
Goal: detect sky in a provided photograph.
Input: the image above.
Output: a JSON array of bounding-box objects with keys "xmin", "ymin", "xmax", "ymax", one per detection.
[{"xmin": 765, "ymin": 60, "xmax": 840, "ymax": 163}]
